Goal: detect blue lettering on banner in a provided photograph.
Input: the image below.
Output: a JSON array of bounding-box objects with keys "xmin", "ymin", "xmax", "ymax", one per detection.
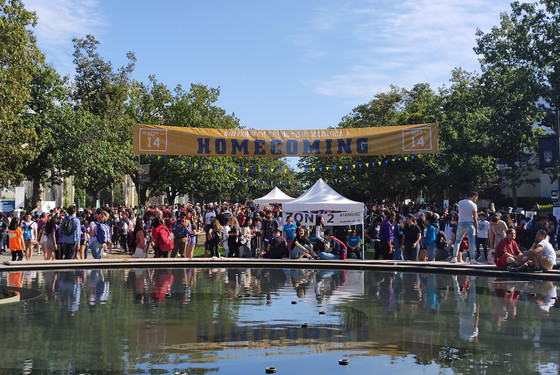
[
  {"xmin": 303, "ymin": 140, "xmax": 321, "ymax": 155},
  {"xmin": 215, "ymin": 139, "xmax": 226, "ymax": 154},
  {"xmin": 197, "ymin": 138, "xmax": 210, "ymax": 154},
  {"xmin": 357, "ymin": 138, "xmax": 368, "ymax": 153},
  {"xmin": 325, "ymin": 139, "xmax": 333, "ymax": 154},
  {"xmin": 286, "ymin": 140, "xmax": 298, "ymax": 155},
  {"xmin": 195, "ymin": 137, "xmax": 371, "ymax": 156},
  {"xmin": 270, "ymin": 140, "xmax": 282, "ymax": 155},
  {"xmin": 337, "ymin": 139, "xmax": 352, "ymax": 154},
  {"xmin": 231, "ymin": 139, "xmax": 249, "ymax": 155},
  {"xmin": 254, "ymin": 139, "xmax": 265, "ymax": 155}
]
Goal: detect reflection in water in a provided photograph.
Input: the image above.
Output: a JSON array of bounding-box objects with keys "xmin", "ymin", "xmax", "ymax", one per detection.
[{"xmin": 0, "ymin": 268, "xmax": 559, "ymax": 374}]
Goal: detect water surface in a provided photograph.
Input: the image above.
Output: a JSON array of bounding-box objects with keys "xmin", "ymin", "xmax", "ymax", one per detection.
[{"xmin": 0, "ymin": 268, "xmax": 558, "ymax": 374}]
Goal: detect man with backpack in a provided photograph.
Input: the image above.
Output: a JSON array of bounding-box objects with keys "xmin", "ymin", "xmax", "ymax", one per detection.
[
  {"xmin": 60, "ymin": 205, "xmax": 81, "ymax": 259},
  {"xmin": 318, "ymin": 229, "xmax": 347, "ymax": 260},
  {"xmin": 89, "ymin": 211, "xmax": 111, "ymax": 259},
  {"xmin": 20, "ymin": 214, "xmax": 37, "ymax": 261}
]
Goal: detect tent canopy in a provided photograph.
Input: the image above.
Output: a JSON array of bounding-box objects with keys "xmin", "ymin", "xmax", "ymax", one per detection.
[
  {"xmin": 282, "ymin": 178, "xmax": 363, "ymax": 212},
  {"xmin": 254, "ymin": 187, "xmax": 295, "ymax": 207}
]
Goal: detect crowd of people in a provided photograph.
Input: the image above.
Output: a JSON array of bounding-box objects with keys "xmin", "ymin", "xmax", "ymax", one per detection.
[{"xmin": 0, "ymin": 193, "xmax": 558, "ymax": 271}]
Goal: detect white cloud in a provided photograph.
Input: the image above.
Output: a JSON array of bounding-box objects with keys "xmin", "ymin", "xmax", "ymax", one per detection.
[
  {"xmin": 300, "ymin": 0, "xmax": 513, "ymax": 98},
  {"xmin": 23, "ymin": 0, "xmax": 105, "ymax": 75}
]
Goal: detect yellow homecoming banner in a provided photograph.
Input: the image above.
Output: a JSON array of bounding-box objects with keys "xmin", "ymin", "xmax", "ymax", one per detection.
[{"xmin": 133, "ymin": 123, "xmax": 438, "ymax": 157}]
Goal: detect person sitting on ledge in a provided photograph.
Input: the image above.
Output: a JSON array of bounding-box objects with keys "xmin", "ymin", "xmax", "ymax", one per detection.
[
  {"xmin": 516, "ymin": 229, "xmax": 557, "ymax": 272},
  {"xmin": 318, "ymin": 230, "xmax": 347, "ymax": 260},
  {"xmin": 493, "ymin": 228, "xmax": 523, "ymax": 270}
]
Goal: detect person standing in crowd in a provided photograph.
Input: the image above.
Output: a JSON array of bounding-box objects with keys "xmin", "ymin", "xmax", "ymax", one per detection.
[
  {"xmin": 393, "ymin": 213, "xmax": 404, "ymax": 260},
  {"xmin": 89, "ymin": 211, "xmax": 110, "ymax": 259},
  {"xmin": 376, "ymin": 211, "xmax": 395, "ymax": 260},
  {"xmin": 423, "ymin": 212, "xmax": 439, "ymax": 261},
  {"xmin": 133, "ymin": 217, "xmax": 147, "ymax": 258},
  {"xmin": 262, "ymin": 210, "xmax": 279, "ymax": 250},
  {"xmin": 227, "ymin": 217, "xmax": 241, "ymax": 257},
  {"xmin": 313, "ymin": 215, "xmax": 326, "ymax": 253},
  {"xmin": 60, "ymin": 205, "xmax": 81, "ymax": 259},
  {"xmin": 476, "ymin": 213, "xmax": 490, "ymax": 262},
  {"xmin": 171, "ymin": 212, "xmax": 190, "ymax": 258},
  {"xmin": 401, "ymin": 213, "xmax": 421, "ymax": 261},
  {"xmin": 283, "ymin": 215, "xmax": 297, "ymax": 251},
  {"xmin": 451, "ymin": 192, "xmax": 479, "ymax": 264},
  {"xmin": 207, "ymin": 217, "xmax": 222, "ymax": 258},
  {"xmin": 20, "ymin": 214, "xmax": 37, "ymax": 261},
  {"xmin": 42, "ymin": 215, "xmax": 57, "ymax": 260},
  {"xmin": 0, "ymin": 213, "xmax": 8, "ymax": 254},
  {"xmin": 8, "ymin": 218, "xmax": 24, "ymax": 261}
]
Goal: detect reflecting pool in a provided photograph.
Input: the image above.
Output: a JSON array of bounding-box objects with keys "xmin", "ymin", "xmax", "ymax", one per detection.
[{"xmin": 0, "ymin": 268, "xmax": 559, "ymax": 374}]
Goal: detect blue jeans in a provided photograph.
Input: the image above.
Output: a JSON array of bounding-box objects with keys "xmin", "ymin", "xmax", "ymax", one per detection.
[
  {"xmin": 319, "ymin": 252, "xmax": 340, "ymax": 260},
  {"xmin": 425, "ymin": 242, "xmax": 437, "ymax": 261},
  {"xmin": 291, "ymin": 244, "xmax": 311, "ymax": 259},
  {"xmin": 90, "ymin": 239, "xmax": 104, "ymax": 259},
  {"xmin": 393, "ymin": 239, "xmax": 403, "ymax": 260},
  {"xmin": 453, "ymin": 222, "xmax": 476, "ymax": 260}
]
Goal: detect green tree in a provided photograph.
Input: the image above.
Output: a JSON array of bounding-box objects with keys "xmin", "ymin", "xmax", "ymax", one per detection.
[
  {"xmin": 69, "ymin": 35, "xmax": 137, "ymax": 203},
  {"xmin": 21, "ymin": 63, "xmax": 70, "ymax": 207},
  {"xmin": 475, "ymin": 1, "xmax": 560, "ymax": 187},
  {"xmin": 437, "ymin": 69, "xmax": 496, "ymax": 201},
  {"xmin": 0, "ymin": 0, "xmax": 44, "ymax": 186}
]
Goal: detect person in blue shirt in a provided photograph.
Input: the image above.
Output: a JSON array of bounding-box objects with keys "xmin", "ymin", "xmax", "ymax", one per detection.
[
  {"xmin": 422, "ymin": 212, "xmax": 438, "ymax": 261},
  {"xmin": 61, "ymin": 205, "xmax": 82, "ymax": 259},
  {"xmin": 346, "ymin": 229, "xmax": 362, "ymax": 259},
  {"xmin": 283, "ymin": 215, "xmax": 297, "ymax": 251}
]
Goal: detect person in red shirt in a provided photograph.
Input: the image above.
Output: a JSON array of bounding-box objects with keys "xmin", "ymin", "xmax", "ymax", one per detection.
[{"xmin": 493, "ymin": 228, "xmax": 523, "ymax": 268}]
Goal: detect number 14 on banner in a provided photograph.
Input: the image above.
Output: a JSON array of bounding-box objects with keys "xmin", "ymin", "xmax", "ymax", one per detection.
[
  {"xmin": 139, "ymin": 128, "xmax": 167, "ymax": 152},
  {"xmin": 402, "ymin": 127, "xmax": 433, "ymax": 152}
]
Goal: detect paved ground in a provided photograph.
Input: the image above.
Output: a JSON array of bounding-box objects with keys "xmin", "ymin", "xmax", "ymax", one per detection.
[{"xmin": 2, "ymin": 247, "xmax": 560, "ymax": 281}]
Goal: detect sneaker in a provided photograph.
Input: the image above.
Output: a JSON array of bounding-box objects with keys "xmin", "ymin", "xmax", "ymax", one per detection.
[
  {"xmin": 507, "ymin": 266, "xmax": 518, "ymax": 272},
  {"xmin": 469, "ymin": 259, "xmax": 479, "ymax": 265},
  {"xmin": 450, "ymin": 256, "xmax": 457, "ymax": 263}
]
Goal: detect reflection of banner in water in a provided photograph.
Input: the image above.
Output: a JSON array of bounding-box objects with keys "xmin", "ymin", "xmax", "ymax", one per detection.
[
  {"xmin": 133, "ymin": 123, "xmax": 439, "ymax": 157},
  {"xmin": 285, "ymin": 212, "xmax": 362, "ymax": 226}
]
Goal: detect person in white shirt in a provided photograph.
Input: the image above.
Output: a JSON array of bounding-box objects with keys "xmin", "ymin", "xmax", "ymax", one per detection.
[
  {"xmin": 476, "ymin": 213, "xmax": 490, "ymax": 261},
  {"xmin": 20, "ymin": 214, "xmax": 37, "ymax": 261},
  {"xmin": 451, "ymin": 192, "xmax": 479, "ymax": 264},
  {"xmin": 521, "ymin": 229, "xmax": 556, "ymax": 271}
]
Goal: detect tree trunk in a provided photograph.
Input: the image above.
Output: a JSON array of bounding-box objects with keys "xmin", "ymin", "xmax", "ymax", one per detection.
[
  {"xmin": 510, "ymin": 164, "xmax": 518, "ymax": 211},
  {"xmin": 32, "ymin": 176, "xmax": 42, "ymax": 209}
]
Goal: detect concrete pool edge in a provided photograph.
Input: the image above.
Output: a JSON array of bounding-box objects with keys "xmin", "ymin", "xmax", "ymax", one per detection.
[{"xmin": 2, "ymin": 257, "xmax": 560, "ymax": 281}]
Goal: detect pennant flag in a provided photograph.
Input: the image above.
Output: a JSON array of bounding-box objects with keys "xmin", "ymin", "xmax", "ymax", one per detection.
[
  {"xmin": 352, "ymin": 165, "xmax": 355, "ymax": 169},
  {"xmin": 359, "ymin": 164, "xmax": 362, "ymax": 168},
  {"xmin": 319, "ymin": 167, "xmax": 323, "ymax": 171},
  {"xmin": 365, "ymin": 163, "xmax": 369, "ymax": 167}
]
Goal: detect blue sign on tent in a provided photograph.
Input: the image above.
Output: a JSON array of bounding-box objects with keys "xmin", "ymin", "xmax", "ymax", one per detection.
[{"xmin": 0, "ymin": 200, "xmax": 16, "ymax": 213}]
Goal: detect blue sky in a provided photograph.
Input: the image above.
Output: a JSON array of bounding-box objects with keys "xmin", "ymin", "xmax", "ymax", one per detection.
[{"xmin": 24, "ymin": 0, "xmax": 514, "ymax": 131}]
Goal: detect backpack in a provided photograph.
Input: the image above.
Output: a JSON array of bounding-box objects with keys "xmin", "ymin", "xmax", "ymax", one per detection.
[
  {"xmin": 96, "ymin": 222, "xmax": 109, "ymax": 243},
  {"xmin": 23, "ymin": 223, "xmax": 33, "ymax": 240},
  {"xmin": 269, "ymin": 236, "xmax": 288, "ymax": 259},
  {"xmin": 62, "ymin": 217, "xmax": 74, "ymax": 236},
  {"xmin": 436, "ymin": 230, "xmax": 448, "ymax": 250},
  {"xmin": 128, "ymin": 230, "xmax": 137, "ymax": 251},
  {"xmin": 332, "ymin": 237, "xmax": 348, "ymax": 260},
  {"xmin": 158, "ymin": 226, "xmax": 174, "ymax": 252}
]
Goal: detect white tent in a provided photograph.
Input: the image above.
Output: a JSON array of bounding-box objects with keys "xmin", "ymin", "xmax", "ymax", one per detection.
[
  {"xmin": 282, "ymin": 178, "xmax": 363, "ymax": 212},
  {"xmin": 282, "ymin": 178, "xmax": 365, "ymax": 259},
  {"xmin": 253, "ymin": 186, "xmax": 295, "ymax": 207}
]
